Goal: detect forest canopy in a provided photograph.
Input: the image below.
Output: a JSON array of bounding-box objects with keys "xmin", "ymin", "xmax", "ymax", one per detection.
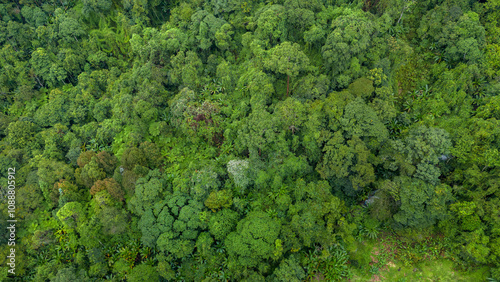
[{"xmin": 0, "ymin": 0, "xmax": 499, "ymax": 280}]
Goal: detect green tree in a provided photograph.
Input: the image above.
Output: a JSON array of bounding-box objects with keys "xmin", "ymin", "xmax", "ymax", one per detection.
[
  {"xmin": 58, "ymin": 16, "xmax": 85, "ymax": 45},
  {"xmin": 139, "ymin": 141, "xmax": 162, "ymax": 169},
  {"xmin": 51, "ymin": 267, "xmax": 90, "ymax": 282},
  {"xmin": 263, "ymin": 42, "xmax": 311, "ymax": 96},
  {"xmin": 225, "ymin": 211, "xmax": 281, "ymax": 268},
  {"xmin": 235, "ymin": 67, "xmax": 275, "ymax": 108},
  {"xmin": 121, "ymin": 146, "xmax": 147, "ymax": 171},
  {"xmin": 127, "ymin": 264, "xmax": 159, "ymax": 282},
  {"xmin": 254, "ymin": 5, "xmax": 287, "ymax": 46},
  {"xmin": 418, "ymin": 8, "xmax": 486, "ymax": 65},
  {"xmin": 204, "ymin": 189, "xmax": 232, "ymax": 211},
  {"xmin": 287, "ymin": 180, "xmax": 345, "ymax": 248},
  {"xmin": 30, "ymin": 48, "xmax": 67, "ymax": 87},
  {"xmin": 76, "ymin": 157, "xmax": 106, "ymax": 188},
  {"xmin": 16, "ymin": 184, "xmax": 44, "ymax": 220},
  {"xmin": 304, "ymin": 24, "xmax": 326, "ymax": 50},
  {"xmin": 382, "ymin": 126, "xmax": 452, "ymax": 185},
  {"xmin": 36, "ymin": 157, "xmax": 75, "ymax": 208},
  {"xmin": 169, "ymin": 50, "xmax": 203, "ymax": 89},
  {"xmin": 215, "ymin": 23, "xmax": 235, "ymax": 51},
  {"xmin": 146, "ymin": 191, "xmax": 206, "ymax": 259},
  {"xmin": 391, "ymin": 176, "xmax": 453, "ymax": 228},
  {"xmin": 82, "ymin": 0, "xmax": 112, "ymax": 16},
  {"xmin": 190, "ymin": 10, "xmax": 227, "ymax": 50},
  {"xmin": 208, "ymin": 208, "xmax": 239, "ymax": 240},
  {"xmin": 34, "ymin": 89, "xmax": 71, "ymax": 127},
  {"xmin": 322, "ymin": 8, "xmax": 375, "ymax": 88},
  {"xmin": 276, "ymin": 98, "xmax": 306, "ymax": 135},
  {"xmin": 129, "ymin": 169, "xmax": 169, "ymax": 216},
  {"xmin": 272, "ymin": 254, "xmax": 306, "ymax": 282},
  {"xmin": 234, "ymin": 107, "xmax": 288, "ymax": 162},
  {"xmin": 340, "ymin": 97, "xmax": 388, "ymax": 146},
  {"xmin": 56, "ymin": 201, "xmax": 87, "ymax": 230},
  {"xmin": 130, "ymin": 27, "xmax": 188, "ymax": 65},
  {"xmin": 55, "ymin": 179, "xmax": 86, "ymax": 206},
  {"xmin": 6, "ymin": 119, "xmax": 39, "ymax": 150},
  {"xmin": 317, "ymin": 99, "xmax": 387, "ymax": 193},
  {"xmin": 21, "ymin": 6, "xmax": 48, "ymax": 28}
]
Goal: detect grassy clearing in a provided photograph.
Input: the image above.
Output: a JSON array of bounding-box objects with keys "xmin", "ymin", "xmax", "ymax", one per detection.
[{"xmin": 348, "ymin": 234, "xmax": 491, "ymax": 281}]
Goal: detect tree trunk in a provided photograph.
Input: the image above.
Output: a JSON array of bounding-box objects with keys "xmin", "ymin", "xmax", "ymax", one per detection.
[{"xmin": 287, "ymin": 75, "xmax": 289, "ymax": 97}]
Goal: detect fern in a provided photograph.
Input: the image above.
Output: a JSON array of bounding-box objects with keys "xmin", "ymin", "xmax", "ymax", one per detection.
[{"xmin": 304, "ymin": 244, "xmax": 352, "ymax": 281}]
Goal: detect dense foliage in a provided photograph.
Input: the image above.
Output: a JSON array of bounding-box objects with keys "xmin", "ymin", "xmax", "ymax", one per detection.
[{"xmin": 0, "ymin": 0, "xmax": 499, "ymax": 280}]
